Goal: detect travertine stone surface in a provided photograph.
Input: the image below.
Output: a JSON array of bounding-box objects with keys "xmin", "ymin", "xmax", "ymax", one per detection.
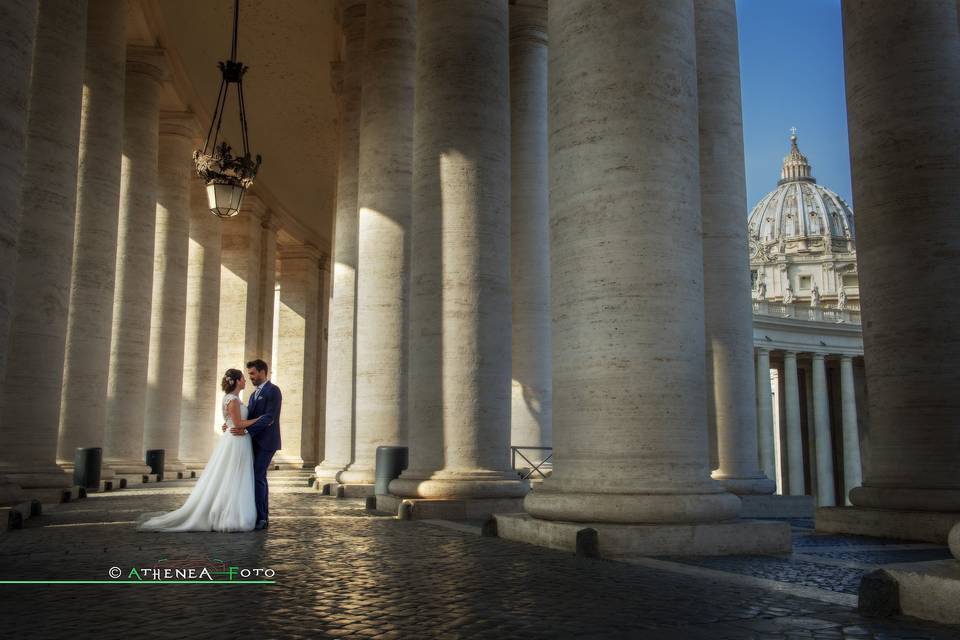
[
  {"xmin": 509, "ymin": 2, "xmax": 552, "ymax": 452},
  {"xmin": 317, "ymin": 1, "xmax": 366, "ymax": 483},
  {"xmin": 390, "ymin": 0, "xmax": 526, "ymax": 500},
  {"xmin": 57, "ymin": 0, "xmax": 127, "ymax": 476},
  {"xmin": 696, "ymin": 0, "xmax": 773, "ymax": 496},
  {"xmin": 179, "ymin": 176, "xmax": 222, "ymax": 467},
  {"xmin": 215, "ymin": 194, "xmax": 269, "ymax": 393},
  {"xmin": 104, "ymin": 46, "xmax": 165, "ymax": 476},
  {"xmin": 843, "ymin": 1, "xmax": 960, "ymax": 513},
  {"xmin": 143, "ymin": 113, "xmax": 198, "ymax": 473},
  {"xmin": 523, "ymin": 0, "xmax": 739, "ymax": 524},
  {"xmin": 839, "ymin": 356, "xmax": 861, "ymax": 506},
  {"xmin": 755, "ymin": 348, "xmax": 776, "ymax": 483},
  {"xmin": 0, "ymin": 0, "xmax": 87, "ymax": 489},
  {"xmin": 783, "ymin": 351, "xmax": 805, "ymax": 496},
  {"xmin": 343, "ymin": 0, "xmax": 415, "ymax": 485},
  {"xmin": 0, "ymin": 0, "xmax": 39, "ymax": 391},
  {"xmin": 811, "ymin": 354, "xmax": 835, "ymax": 507},
  {"xmin": 276, "ymin": 245, "xmax": 322, "ymax": 469}
]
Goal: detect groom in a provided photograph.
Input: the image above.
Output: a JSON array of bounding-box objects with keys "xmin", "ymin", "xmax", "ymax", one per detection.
[{"xmin": 228, "ymin": 358, "xmax": 282, "ymax": 530}]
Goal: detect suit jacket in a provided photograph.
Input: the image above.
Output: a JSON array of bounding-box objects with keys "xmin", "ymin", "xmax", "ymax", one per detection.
[{"xmin": 246, "ymin": 380, "xmax": 282, "ymax": 452}]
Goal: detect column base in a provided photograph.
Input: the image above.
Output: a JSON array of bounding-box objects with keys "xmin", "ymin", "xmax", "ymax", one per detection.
[
  {"xmin": 336, "ymin": 466, "xmax": 376, "ymax": 485},
  {"xmin": 739, "ymin": 495, "xmax": 814, "ymax": 518},
  {"xmin": 314, "ymin": 461, "xmax": 349, "ymax": 485},
  {"xmin": 494, "ymin": 512, "xmax": 791, "ymax": 557},
  {"xmin": 0, "ymin": 475, "xmax": 25, "ymax": 506},
  {"xmin": 389, "ymin": 471, "xmax": 529, "ymax": 500},
  {"xmin": 525, "ymin": 484, "xmax": 741, "ymax": 524},
  {"xmin": 375, "ymin": 494, "xmax": 525, "ymax": 520},
  {"xmin": 104, "ymin": 459, "xmax": 153, "ymax": 476},
  {"xmin": 712, "ymin": 472, "xmax": 777, "ymax": 496},
  {"xmin": 271, "ymin": 456, "xmax": 306, "ymax": 470},
  {"xmin": 815, "ymin": 506, "xmax": 960, "ymax": 544},
  {"xmin": 0, "ymin": 466, "xmax": 73, "ymax": 490},
  {"xmin": 319, "ymin": 483, "xmax": 375, "ymax": 498},
  {"xmin": 862, "ymin": 561, "xmax": 960, "ymax": 625}
]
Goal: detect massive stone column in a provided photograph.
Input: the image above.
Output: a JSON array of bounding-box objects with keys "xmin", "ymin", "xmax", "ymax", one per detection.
[
  {"xmin": 520, "ymin": 0, "xmax": 738, "ymax": 525},
  {"xmin": 783, "ymin": 351, "xmax": 805, "ymax": 495},
  {"xmin": 509, "ymin": 1, "xmax": 551, "ymax": 452},
  {"xmin": 755, "ymin": 348, "xmax": 777, "ymax": 483},
  {"xmin": 179, "ymin": 177, "xmax": 222, "ymax": 468},
  {"xmin": 256, "ymin": 213, "xmax": 277, "ymax": 361},
  {"xmin": 103, "ymin": 46, "xmax": 165, "ymax": 476},
  {"xmin": 341, "ymin": 0, "xmax": 415, "ymax": 485},
  {"xmin": 216, "ymin": 194, "xmax": 270, "ymax": 391},
  {"xmin": 0, "ymin": 0, "xmax": 39, "ymax": 393},
  {"xmin": 839, "ymin": 355, "xmax": 861, "ymax": 506},
  {"xmin": 840, "ymin": 1, "xmax": 960, "ymax": 518},
  {"xmin": 316, "ymin": 1, "xmax": 365, "ymax": 483},
  {"xmin": 57, "ymin": 0, "xmax": 126, "ymax": 476},
  {"xmin": 142, "ymin": 113, "xmax": 197, "ymax": 475},
  {"xmin": 0, "ymin": 0, "xmax": 87, "ymax": 492},
  {"xmin": 275, "ymin": 244, "xmax": 322, "ymax": 469},
  {"xmin": 389, "ymin": 0, "xmax": 525, "ymax": 500},
  {"xmin": 696, "ymin": 0, "xmax": 774, "ymax": 496},
  {"xmin": 811, "ymin": 354, "xmax": 835, "ymax": 506}
]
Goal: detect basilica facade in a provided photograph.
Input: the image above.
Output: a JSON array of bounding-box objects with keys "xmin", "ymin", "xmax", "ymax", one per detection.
[{"xmin": 0, "ymin": 0, "xmax": 958, "ymax": 567}]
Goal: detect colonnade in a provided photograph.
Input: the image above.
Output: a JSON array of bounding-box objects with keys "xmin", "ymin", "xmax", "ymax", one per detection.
[{"xmin": 0, "ymin": 0, "xmax": 327, "ymax": 502}]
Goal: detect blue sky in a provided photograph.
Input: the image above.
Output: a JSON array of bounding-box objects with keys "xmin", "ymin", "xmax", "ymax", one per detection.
[{"xmin": 736, "ymin": 0, "xmax": 853, "ymax": 210}]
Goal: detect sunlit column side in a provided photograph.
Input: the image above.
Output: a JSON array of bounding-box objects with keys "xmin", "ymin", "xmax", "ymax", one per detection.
[
  {"xmin": 509, "ymin": 2, "xmax": 551, "ymax": 454},
  {"xmin": 839, "ymin": 355, "xmax": 861, "ymax": 506},
  {"xmin": 782, "ymin": 351, "xmax": 805, "ymax": 495},
  {"xmin": 390, "ymin": 0, "xmax": 527, "ymax": 499},
  {"xmin": 142, "ymin": 113, "xmax": 199, "ymax": 475},
  {"xmin": 696, "ymin": 0, "xmax": 774, "ymax": 495},
  {"xmin": 811, "ymin": 353, "xmax": 835, "ymax": 506},
  {"xmin": 341, "ymin": 0, "xmax": 416, "ymax": 484},
  {"xmin": 755, "ymin": 348, "xmax": 777, "ymax": 483},
  {"xmin": 103, "ymin": 46, "xmax": 165, "ymax": 476},
  {"xmin": 57, "ymin": 0, "xmax": 127, "ymax": 479},
  {"xmin": 179, "ymin": 176, "xmax": 222, "ymax": 468},
  {"xmin": 316, "ymin": 0, "xmax": 366, "ymax": 484}
]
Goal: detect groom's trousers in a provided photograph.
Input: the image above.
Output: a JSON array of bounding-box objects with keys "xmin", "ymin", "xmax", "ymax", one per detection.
[{"xmin": 252, "ymin": 444, "xmax": 276, "ymax": 522}]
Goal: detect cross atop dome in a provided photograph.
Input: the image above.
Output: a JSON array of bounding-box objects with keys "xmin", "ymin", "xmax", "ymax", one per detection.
[{"xmin": 780, "ymin": 129, "xmax": 814, "ymax": 184}]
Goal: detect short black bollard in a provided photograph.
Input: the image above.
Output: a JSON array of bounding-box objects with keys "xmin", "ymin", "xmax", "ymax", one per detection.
[
  {"xmin": 375, "ymin": 446, "xmax": 408, "ymax": 496},
  {"xmin": 397, "ymin": 501, "xmax": 413, "ymax": 520},
  {"xmin": 365, "ymin": 496, "xmax": 378, "ymax": 511},
  {"xmin": 858, "ymin": 569, "xmax": 900, "ymax": 617},
  {"xmin": 481, "ymin": 518, "xmax": 498, "ymax": 537},
  {"xmin": 145, "ymin": 449, "xmax": 165, "ymax": 481},
  {"xmin": 73, "ymin": 447, "xmax": 102, "ymax": 490},
  {"xmin": 576, "ymin": 527, "xmax": 600, "ymax": 558},
  {"xmin": 334, "ymin": 484, "xmax": 346, "ymax": 499}
]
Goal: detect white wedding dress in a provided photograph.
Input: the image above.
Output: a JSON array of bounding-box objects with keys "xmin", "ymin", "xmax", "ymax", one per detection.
[{"xmin": 136, "ymin": 393, "xmax": 257, "ymax": 532}]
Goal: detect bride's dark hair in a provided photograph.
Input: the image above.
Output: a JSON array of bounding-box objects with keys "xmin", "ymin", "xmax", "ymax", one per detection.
[{"xmin": 221, "ymin": 369, "xmax": 243, "ymax": 393}]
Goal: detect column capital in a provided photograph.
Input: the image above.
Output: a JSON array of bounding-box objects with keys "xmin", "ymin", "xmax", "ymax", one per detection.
[
  {"xmin": 126, "ymin": 45, "xmax": 167, "ymax": 82},
  {"xmin": 840, "ymin": 354, "xmax": 854, "ymax": 363},
  {"xmin": 239, "ymin": 193, "xmax": 269, "ymax": 221},
  {"xmin": 159, "ymin": 111, "xmax": 202, "ymax": 142},
  {"xmin": 811, "ymin": 352, "xmax": 826, "ymax": 361},
  {"xmin": 260, "ymin": 210, "xmax": 282, "ymax": 233},
  {"xmin": 755, "ymin": 346, "xmax": 771, "ymax": 355},
  {"xmin": 278, "ymin": 242, "xmax": 322, "ymax": 262}
]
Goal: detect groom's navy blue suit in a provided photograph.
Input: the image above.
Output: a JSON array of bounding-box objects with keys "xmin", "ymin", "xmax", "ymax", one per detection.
[{"xmin": 245, "ymin": 380, "xmax": 282, "ymax": 523}]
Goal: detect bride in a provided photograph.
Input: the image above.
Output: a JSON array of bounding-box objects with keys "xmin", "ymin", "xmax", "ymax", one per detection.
[{"xmin": 136, "ymin": 369, "xmax": 258, "ymax": 532}]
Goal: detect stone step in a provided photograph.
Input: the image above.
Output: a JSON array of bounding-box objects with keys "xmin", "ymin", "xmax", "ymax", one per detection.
[
  {"xmin": 114, "ymin": 473, "xmax": 160, "ymax": 485},
  {"xmin": 0, "ymin": 498, "xmax": 42, "ymax": 533}
]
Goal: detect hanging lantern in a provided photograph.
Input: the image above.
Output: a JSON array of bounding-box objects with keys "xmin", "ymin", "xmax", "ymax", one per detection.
[{"xmin": 193, "ymin": 0, "xmax": 261, "ymax": 218}]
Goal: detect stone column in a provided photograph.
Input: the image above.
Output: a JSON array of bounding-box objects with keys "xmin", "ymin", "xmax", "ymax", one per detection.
[
  {"xmin": 811, "ymin": 354, "xmax": 835, "ymax": 506},
  {"xmin": 216, "ymin": 194, "xmax": 269, "ymax": 394},
  {"xmin": 839, "ymin": 355, "xmax": 861, "ymax": 506},
  {"xmin": 509, "ymin": 2, "xmax": 551, "ymax": 452},
  {"xmin": 783, "ymin": 351, "xmax": 805, "ymax": 495},
  {"xmin": 696, "ymin": 0, "xmax": 773, "ymax": 496},
  {"xmin": 341, "ymin": 0, "xmax": 415, "ymax": 485},
  {"xmin": 841, "ymin": 1, "xmax": 960, "ymax": 515},
  {"xmin": 103, "ymin": 46, "xmax": 165, "ymax": 476},
  {"xmin": 316, "ymin": 1, "xmax": 365, "ymax": 483},
  {"xmin": 275, "ymin": 244, "xmax": 322, "ymax": 469},
  {"xmin": 256, "ymin": 212, "xmax": 278, "ymax": 361},
  {"xmin": 142, "ymin": 113, "xmax": 197, "ymax": 475},
  {"xmin": 0, "ymin": 0, "xmax": 39, "ymax": 392},
  {"xmin": 179, "ymin": 176, "xmax": 222, "ymax": 468},
  {"xmin": 0, "ymin": 0, "xmax": 87, "ymax": 491},
  {"xmin": 755, "ymin": 348, "xmax": 776, "ymax": 483},
  {"xmin": 57, "ymin": 0, "xmax": 126, "ymax": 477},
  {"xmin": 389, "ymin": 0, "xmax": 525, "ymax": 500}
]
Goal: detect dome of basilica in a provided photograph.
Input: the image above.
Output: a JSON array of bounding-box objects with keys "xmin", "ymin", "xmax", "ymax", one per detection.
[{"xmin": 747, "ymin": 133, "xmax": 855, "ymax": 259}]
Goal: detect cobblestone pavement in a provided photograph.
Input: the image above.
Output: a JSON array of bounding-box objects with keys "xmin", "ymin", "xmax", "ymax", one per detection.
[{"xmin": 1, "ymin": 477, "xmax": 959, "ymax": 640}]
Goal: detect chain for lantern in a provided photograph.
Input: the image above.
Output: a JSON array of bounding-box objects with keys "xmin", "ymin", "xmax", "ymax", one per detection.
[{"xmin": 193, "ymin": 0, "xmax": 262, "ymax": 218}]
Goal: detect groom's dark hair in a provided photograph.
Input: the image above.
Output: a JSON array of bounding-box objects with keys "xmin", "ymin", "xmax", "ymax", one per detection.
[{"xmin": 246, "ymin": 359, "xmax": 269, "ymax": 373}]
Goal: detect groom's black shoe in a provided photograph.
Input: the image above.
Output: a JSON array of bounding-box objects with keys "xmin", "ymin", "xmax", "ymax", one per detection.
[{"xmin": 254, "ymin": 519, "xmax": 269, "ymax": 530}]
